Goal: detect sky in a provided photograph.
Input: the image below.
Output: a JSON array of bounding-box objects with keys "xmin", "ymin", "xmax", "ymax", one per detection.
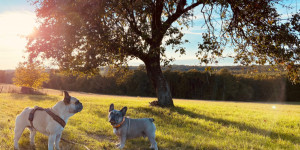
[{"xmin": 0, "ymin": 0, "xmax": 298, "ymax": 70}]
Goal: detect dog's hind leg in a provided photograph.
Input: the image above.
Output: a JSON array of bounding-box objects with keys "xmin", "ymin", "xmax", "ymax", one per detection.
[
  {"xmin": 29, "ymin": 128, "xmax": 36, "ymax": 147},
  {"xmin": 148, "ymin": 133, "xmax": 158, "ymax": 150},
  {"xmin": 14, "ymin": 116, "xmax": 27, "ymax": 150},
  {"xmin": 14, "ymin": 126, "xmax": 25, "ymax": 149}
]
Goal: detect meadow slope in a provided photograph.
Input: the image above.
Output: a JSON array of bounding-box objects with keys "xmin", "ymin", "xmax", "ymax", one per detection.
[{"xmin": 0, "ymin": 93, "xmax": 299, "ymax": 150}]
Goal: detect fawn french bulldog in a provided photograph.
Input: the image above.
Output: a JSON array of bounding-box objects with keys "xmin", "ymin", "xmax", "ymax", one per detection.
[{"xmin": 14, "ymin": 91, "xmax": 83, "ymax": 150}]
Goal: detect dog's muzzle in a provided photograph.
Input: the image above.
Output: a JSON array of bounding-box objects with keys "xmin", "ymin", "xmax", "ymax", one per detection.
[
  {"xmin": 75, "ymin": 102, "xmax": 83, "ymax": 113},
  {"xmin": 109, "ymin": 116, "xmax": 117, "ymax": 125},
  {"xmin": 109, "ymin": 119, "xmax": 115, "ymax": 125}
]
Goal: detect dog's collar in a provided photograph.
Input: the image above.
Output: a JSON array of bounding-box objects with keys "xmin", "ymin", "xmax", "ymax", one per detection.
[{"xmin": 112, "ymin": 117, "xmax": 126, "ymax": 128}]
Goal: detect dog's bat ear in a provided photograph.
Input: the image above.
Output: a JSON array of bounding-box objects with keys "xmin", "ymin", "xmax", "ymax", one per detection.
[
  {"xmin": 63, "ymin": 91, "xmax": 71, "ymax": 104},
  {"xmin": 109, "ymin": 103, "xmax": 114, "ymax": 112},
  {"xmin": 120, "ymin": 106, "xmax": 127, "ymax": 116}
]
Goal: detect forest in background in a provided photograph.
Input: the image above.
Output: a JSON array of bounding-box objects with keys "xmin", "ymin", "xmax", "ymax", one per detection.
[{"xmin": 0, "ymin": 65, "xmax": 299, "ymax": 102}]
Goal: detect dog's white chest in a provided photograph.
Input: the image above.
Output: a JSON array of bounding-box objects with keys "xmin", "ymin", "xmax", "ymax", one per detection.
[{"xmin": 113, "ymin": 128, "xmax": 121, "ymax": 136}]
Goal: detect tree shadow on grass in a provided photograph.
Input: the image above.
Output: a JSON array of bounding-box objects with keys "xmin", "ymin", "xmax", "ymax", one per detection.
[
  {"xmin": 17, "ymin": 130, "xmax": 48, "ymax": 150},
  {"xmin": 10, "ymin": 93, "xmax": 59, "ymax": 102},
  {"xmin": 122, "ymin": 137, "xmax": 153, "ymax": 150},
  {"xmin": 61, "ymin": 130, "xmax": 92, "ymax": 150},
  {"xmin": 121, "ymin": 135, "xmax": 214, "ymax": 150},
  {"xmin": 157, "ymin": 136, "xmax": 220, "ymax": 150},
  {"xmin": 131, "ymin": 107, "xmax": 218, "ymax": 150},
  {"xmin": 171, "ymin": 106, "xmax": 300, "ymax": 145}
]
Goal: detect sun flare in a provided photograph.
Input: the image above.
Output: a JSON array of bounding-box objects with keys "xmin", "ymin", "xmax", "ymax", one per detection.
[
  {"xmin": 0, "ymin": 11, "xmax": 36, "ymax": 36},
  {"xmin": 0, "ymin": 11, "xmax": 36, "ymax": 69}
]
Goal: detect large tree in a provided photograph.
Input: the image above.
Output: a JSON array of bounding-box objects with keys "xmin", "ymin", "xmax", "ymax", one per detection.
[{"xmin": 27, "ymin": 0, "xmax": 299, "ymax": 107}]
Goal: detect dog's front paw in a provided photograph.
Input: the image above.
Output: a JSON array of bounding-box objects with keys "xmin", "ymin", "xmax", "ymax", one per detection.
[
  {"xmin": 117, "ymin": 144, "xmax": 125, "ymax": 149},
  {"xmin": 150, "ymin": 144, "xmax": 158, "ymax": 150}
]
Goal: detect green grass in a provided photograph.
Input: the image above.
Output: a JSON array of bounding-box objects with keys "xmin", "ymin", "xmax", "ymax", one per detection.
[{"xmin": 0, "ymin": 93, "xmax": 299, "ymax": 150}]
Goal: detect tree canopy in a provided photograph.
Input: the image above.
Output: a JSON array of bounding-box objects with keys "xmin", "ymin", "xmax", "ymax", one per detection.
[{"xmin": 27, "ymin": 0, "xmax": 299, "ymax": 107}]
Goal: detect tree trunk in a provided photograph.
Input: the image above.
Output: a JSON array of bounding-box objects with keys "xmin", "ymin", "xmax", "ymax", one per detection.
[{"xmin": 144, "ymin": 58, "xmax": 174, "ymax": 107}]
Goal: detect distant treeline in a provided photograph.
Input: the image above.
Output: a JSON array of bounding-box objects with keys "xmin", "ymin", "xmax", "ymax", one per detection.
[
  {"xmin": 0, "ymin": 67, "xmax": 299, "ymax": 102},
  {"xmin": 103, "ymin": 65, "xmax": 285, "ymax": 75},
  {"xmin": 47, "ymin": 68, "xmax": 299, "ymax": 102}
]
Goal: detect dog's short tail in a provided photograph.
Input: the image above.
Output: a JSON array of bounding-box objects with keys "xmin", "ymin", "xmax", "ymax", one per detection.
[{"xmin": 149, "ymin": 118, "xmax": 155, "ymax": 122}]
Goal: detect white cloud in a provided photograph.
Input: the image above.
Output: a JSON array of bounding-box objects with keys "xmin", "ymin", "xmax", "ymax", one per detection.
[{"xmin": 182, "ymin": 30, "xmax": 203, "ymax": 35}]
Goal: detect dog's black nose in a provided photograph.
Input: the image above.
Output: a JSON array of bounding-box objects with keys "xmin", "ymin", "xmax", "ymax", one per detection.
[{"xmin": 109, "ymin": 118, "xmax": 116, "ymax": 123}]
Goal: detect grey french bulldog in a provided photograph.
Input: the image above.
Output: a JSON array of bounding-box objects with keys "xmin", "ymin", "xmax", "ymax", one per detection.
[{"xmin": 108, "ymin": 103, "xmax": 158, "ymax": 150}]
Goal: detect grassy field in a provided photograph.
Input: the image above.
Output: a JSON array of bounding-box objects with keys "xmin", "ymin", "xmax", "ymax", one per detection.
[{"xmin": 0, "ymin": 92, "xmax": 299, "ymax": 150}]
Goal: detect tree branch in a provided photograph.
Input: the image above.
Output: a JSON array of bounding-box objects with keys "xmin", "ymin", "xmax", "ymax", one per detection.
[
  {"xmin": 123, "ymin": 3, "xmax": 153, "ymax": 45},
  {"xmin": 162, "ymin": 1, "xmax": 203, "ymax": 38}
]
